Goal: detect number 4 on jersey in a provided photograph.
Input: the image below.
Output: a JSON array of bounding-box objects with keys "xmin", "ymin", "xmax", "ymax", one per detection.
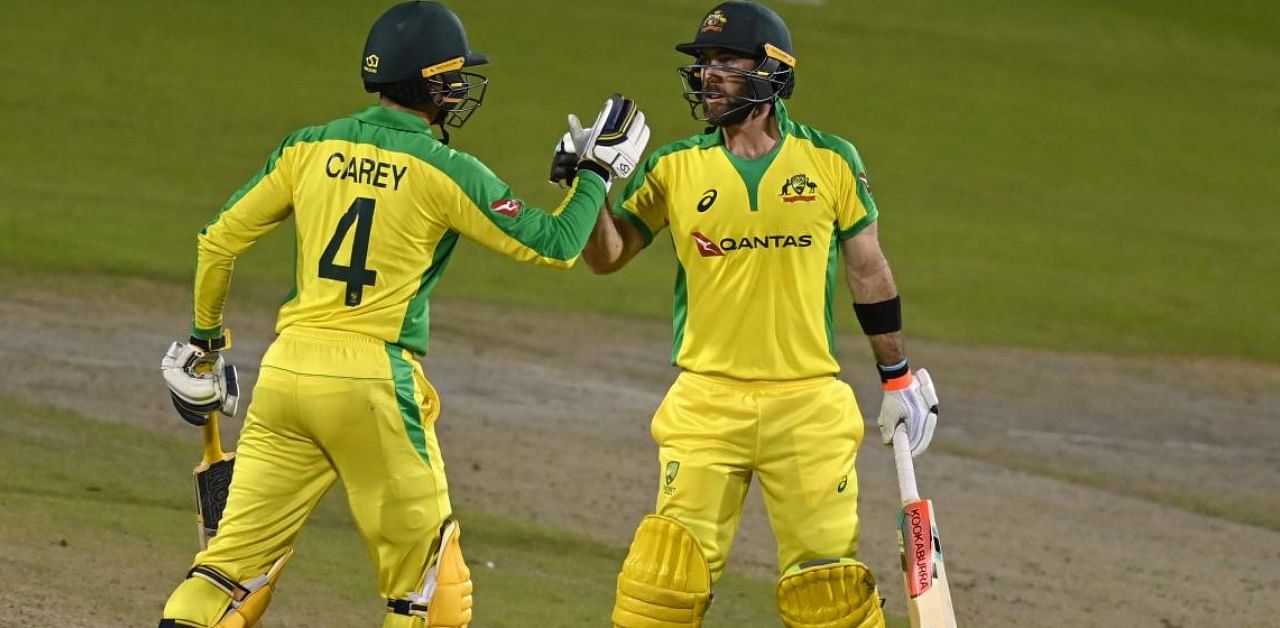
[{"xmin": 319, "ymin": 197, "xmax": 378, "ymax": 306}]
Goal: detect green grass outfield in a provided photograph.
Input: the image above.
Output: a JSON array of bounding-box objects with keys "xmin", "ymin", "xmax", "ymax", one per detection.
[
  {"xmin": 2, "ymin": 395, "xmax": 905, "ymax": 626},
  {"xmin": 1, "ymin": 0, "xmax": 1276, "ymax": 363}
]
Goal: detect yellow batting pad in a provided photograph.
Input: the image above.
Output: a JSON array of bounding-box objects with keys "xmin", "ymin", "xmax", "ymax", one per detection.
[
  {"xmin": 777, "ymin": 559, "xmax": 885, "ymax": 628},
  {"xmin": 424, "ymin": 521, "xmax": 473, "ymax": 627},
  {"xmin": 215, "ymin": 549, "xmax": 294, "ymax": 628},
  {"xmin": 612, "ymin": 515, "xmax": 712, "ymax": 628}
]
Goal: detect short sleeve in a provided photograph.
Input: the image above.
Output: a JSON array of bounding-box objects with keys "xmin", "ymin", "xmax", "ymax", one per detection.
[
  {"xmin": 834, "ymin": 143, "xmax": 878, "ymax": 240},
  {"xmin": 612, "ymin": 153, "xmax": 669, "ymax": 247}
]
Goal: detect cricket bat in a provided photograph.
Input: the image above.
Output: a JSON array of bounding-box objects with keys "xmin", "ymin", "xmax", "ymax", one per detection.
[
  {"xmin": 893, "ymin": 426, "xmax": 957, "ymax": 628},
  {"xmin": 194, "ymin": 410, "xmax": 236, "ymax": 550}
]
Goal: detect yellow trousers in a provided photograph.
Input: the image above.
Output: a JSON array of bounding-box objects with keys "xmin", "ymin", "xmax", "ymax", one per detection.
[
  {"xmin": 162, "ymin": 327, "xmax": 450, "ymax": 627},
  {"xmin": 652, "ymin": 371, "xmax": 868, "ymax": 583}
]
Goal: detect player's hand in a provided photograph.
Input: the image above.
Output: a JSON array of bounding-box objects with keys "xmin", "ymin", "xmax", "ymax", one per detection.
[
  {"xmin": 576, "ymin": 94, "xmax": 650, "ymax": 182},
  {"xmin": 161, "ymin": 334, "xmax": 240, "ymax": 426},
  {"xmin": 876, "ymin": 368, "xmax": 938, "ymax": 457},
  {"xmin": 548, "ymin": 118, "xmax": 589, "ymax": 188}
]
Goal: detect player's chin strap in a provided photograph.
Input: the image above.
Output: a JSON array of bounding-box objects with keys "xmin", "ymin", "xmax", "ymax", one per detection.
[
  {"xmin": 186, "ymin": 549, "xmax": 293, "ymax": 628},
  {"xmin": 387, "ymin": 519, "xmax": 473, "ymax": 626}
]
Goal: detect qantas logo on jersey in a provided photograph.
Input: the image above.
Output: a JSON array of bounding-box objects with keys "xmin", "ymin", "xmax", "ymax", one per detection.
[
  {"xmin": 691, "ymin": 231, "xmax": 724, "ymax": 257},
  {"xmin": 690, "ymin": 231, "xmax": 813, "ymax": 257},
  {"xmin": 489, "ymin": 199, "xmax": 523, "ymax": 218}
]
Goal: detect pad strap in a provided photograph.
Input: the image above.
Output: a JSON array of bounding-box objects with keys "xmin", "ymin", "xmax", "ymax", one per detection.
[
  {"xmin": 189, "ymin": 565, "xmax": 250, "ymax": 602},
  {"xmin": 386, "ymin": 598, "xmax": 428, "ymax": 616}
]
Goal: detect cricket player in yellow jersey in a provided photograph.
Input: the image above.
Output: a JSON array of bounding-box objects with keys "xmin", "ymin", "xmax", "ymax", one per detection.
[
  {"xmin": 564, "ymin": 2, "xmax": 941, "ymax": 626},
  {"xmin": 155, "ymin": 2, "xmax": 649, "ymax": 626}
]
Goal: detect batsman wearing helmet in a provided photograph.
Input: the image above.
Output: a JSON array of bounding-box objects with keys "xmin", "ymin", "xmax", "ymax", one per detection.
[
  {"xmin": 156, "ymin": 2, "xmax": 649, "ymax": 626},
  {"xmin": 563, "ymin": 2, "xmax": 941, "ymax": 626}
]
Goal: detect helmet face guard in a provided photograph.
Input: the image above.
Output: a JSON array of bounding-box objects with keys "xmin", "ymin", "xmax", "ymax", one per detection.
[
  {"xmin": 677, "ymin": 56, "xmax": 793, "ymax": 125},
  {"xmin": 426, "ymin": 69, "xmax": 488, "ymax": 128}
]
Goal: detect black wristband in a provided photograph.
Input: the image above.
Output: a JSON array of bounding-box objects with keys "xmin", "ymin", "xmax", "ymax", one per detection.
[
  {"xmin": 576, "ymin": 161, "xmax": 610, "ymax": 184},
  {"xmin": 853, "ymin": 296, "xmax": 902, "ymax": 336},
  {"xmin": 876, "ymin": 359, "xmax": 909, "ymax": 383},
  {"xmin": 190, "ymin": 331, "xmax": 231, "ymax": 352}
]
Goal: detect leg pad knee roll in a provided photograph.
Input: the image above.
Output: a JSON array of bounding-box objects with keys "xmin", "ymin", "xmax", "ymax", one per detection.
[
  {"xmin": 612, "ymin": 515, "xmax": 712, "ymax": 628},
  {"xmin": 777, "ymin": 559, "xmax": 885, "ymax": 628}
]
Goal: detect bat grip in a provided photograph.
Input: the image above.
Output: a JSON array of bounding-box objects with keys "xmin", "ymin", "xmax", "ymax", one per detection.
[
  {"xmin": 202, "ymin": 411, "xmax": 226, "ymax": 463},
  {"xmin": 892, "ymin": 425, "xmax": 920, "ymax": 504}
]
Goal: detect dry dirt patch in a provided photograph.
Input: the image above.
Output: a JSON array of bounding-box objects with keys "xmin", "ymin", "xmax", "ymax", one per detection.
[{"xmin": 2, "ymin": 274, "xmax": 1278, "ymax": 627}]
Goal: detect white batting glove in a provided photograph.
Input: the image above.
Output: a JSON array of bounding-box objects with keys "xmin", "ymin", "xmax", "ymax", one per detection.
[
  {"xmin": 161, "ymin": 339, "xmax": 240, "ymax": 426},
  {"xmin": 876, "ymin": 367, "xmax": 938, "ymax": 457},
  {"xmin": 576, "ymin": 94, "xmax": 650, "ymax": 181}
]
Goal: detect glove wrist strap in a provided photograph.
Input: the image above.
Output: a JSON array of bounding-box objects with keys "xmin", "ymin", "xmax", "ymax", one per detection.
[
  {"xmin": 189, "ymin": 330, "xmax": 232, "ymax": 353},
  {"xmin": 877, "ymin": 359, "xmax": 911, "ymax": 389},
  {"xmin": 576, "ymin": 160, "xmax": 611, "ymax": 183}
]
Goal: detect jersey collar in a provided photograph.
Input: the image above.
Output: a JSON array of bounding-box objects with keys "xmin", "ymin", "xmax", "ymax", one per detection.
[
  {"xmin": 695, "ymin": 99, "xmax": 795, "ymax": 149},
  {"xmin": 352, "ymin": 105, "xmax": 435, "ymax": 138}
]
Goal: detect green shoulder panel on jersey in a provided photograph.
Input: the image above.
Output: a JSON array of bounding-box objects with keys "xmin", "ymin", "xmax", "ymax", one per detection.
[
  {"xmin": 613, "ymin": 134, "xmax": 707, "ymax": 247},
  {"xmin": 788, "ymin": 122, "xmax": 879, "ymax": 240},
  {"xmin": 200, "ymin": 123, "xmax": 333, "ymax": 236}
]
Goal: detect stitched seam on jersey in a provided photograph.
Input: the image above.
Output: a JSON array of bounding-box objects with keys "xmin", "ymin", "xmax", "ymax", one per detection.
[
  {"xmin": 838, "ymin": 213, "xmax": 877, "ymax": 240},
  {"xmin": 397, "ymin": 229, "xmax": 459, "ymax": 354},
  {"xmin": 795, "ymin": 135, "xmax": 879, "ymax": 234},
  {"xmin": 671, "ymin": 258, "xmax": 689, "ymax": 366},
  {"xmin": 615, "ymin": 208, "xmax": 655, "ymax": 247},
  {"xmin": 615, "ymin": 136, "xmax": 705, "ymax": 236},
  {"xmin": 719, "ymin": 136, "xmax": 785, "ymax": 212},
  {"xmin": 387, "ymin": 346, "xmax": 431, "ymax": 467},
  {"xmin": 824, "ymin": 231, "xmax": 840, "ymax": 358},
  {"xmin": 200, "ymin": 136, "xmax": 314, "ymax": 236}
]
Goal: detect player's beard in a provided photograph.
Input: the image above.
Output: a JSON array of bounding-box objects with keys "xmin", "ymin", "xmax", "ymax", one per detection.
[{"xmin": 703, "ymin": 82, "xmax": 756, "ymax": 127}]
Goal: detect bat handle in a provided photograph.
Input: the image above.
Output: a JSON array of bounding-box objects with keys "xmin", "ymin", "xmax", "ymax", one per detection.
[
  {"xmin": 892, "ymin": 425, "xmax": 921, "ymax": 504},
  {"xmin": 202, "ymin": 411, "xmax": 226, "ymax": 463}
]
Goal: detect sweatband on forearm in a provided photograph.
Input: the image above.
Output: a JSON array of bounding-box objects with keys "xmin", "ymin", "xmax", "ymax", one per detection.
[{"xmin": 853, "ymin": 296, "xmax": 902, "ymax": 335}]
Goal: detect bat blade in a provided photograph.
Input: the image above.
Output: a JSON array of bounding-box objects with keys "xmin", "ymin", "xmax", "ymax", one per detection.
[
  {"xmin": 194, "ymin": 412, "xmax": 235, "ymax": 549},
  {"xmin": 893, "ymin": 427, "xmax": 957, "ymax": 628},
  {"xmin": 898, "ymin": 498, "xmax": 956, "ymax": 628}
]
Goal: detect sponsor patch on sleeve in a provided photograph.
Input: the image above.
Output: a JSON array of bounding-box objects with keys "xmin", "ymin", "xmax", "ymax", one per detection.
[{"xmin": 489, "ymin": 198, "xmax": 523, "ymax": 218}]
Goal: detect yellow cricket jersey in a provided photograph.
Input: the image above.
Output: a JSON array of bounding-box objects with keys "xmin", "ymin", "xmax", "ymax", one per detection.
[
  {"xmin": 615, "ymin": 101, "xmax": 877, "ymax": 380},
  {"xmin": 192, "ymin": 105, "xmax": 606, "ymax": 355}
]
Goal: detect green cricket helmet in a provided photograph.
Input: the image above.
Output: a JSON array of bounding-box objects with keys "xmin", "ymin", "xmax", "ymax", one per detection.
[
  {"xmin": 675, "ymin": 1, "xmax": 797, "ymax": 124},
  {"xmin": 361, "ymin": 1, "xmax": 489, "ymax": 128}
]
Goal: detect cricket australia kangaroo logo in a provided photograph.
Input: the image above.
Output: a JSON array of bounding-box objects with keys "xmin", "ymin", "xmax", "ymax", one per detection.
[
  {"xmin": 664, "ymin": 461, "xmax": 681, "ymax": 495},
  {"xmin": 780, "ymin": 173, "xmax": 818, "ymax": 203},
  {"xmin": 701, "ymin": 9, "xmax": 728, "ymax": 32}
]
